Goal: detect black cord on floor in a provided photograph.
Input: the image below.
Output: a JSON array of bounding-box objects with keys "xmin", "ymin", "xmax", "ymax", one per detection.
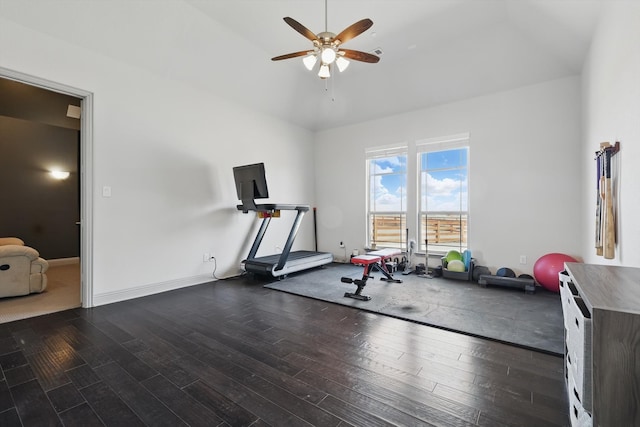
[
  {"xmin": 211, "ymin": 256, "xmax": 220, "ymax": 280},
  {"xmin": 211, "ymin": 256, "xmax": 246, "ymax": 281}
]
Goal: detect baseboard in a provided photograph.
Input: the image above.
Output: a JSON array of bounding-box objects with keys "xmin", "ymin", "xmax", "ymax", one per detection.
[
  {"xmin": 48, "ymin": 257, "xmax": 80, "ymax": 266},
  {"xmin": 92, "ymin": 274, "xmax": 215, "ymax": 307}
]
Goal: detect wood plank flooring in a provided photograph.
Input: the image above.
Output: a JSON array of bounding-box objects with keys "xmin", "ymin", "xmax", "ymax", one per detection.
[{"xmin": 0, "ymin": 276, "xmax": 569, "ymax": 426}]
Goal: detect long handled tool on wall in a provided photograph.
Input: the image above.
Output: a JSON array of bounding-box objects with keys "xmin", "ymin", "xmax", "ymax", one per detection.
[
  {"xmin": 595, "ymin": 151, "xmax": 603, "ymax": 256},
  {"xmin": 595, "ymin": 141, "xmax": 620, "ymax": 260}
]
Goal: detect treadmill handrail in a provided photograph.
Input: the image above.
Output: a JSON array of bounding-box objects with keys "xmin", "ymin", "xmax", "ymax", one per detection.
[
  {"xmin": 237, "ymin": 203, "xmax": 309, "ymax": 213},
  {"xmin": 275, "ymin": 208, "xmax": 306, "ymax": 271},
  {"xmin": 238, "ymin": 201, "xmax": 311, "ymax": 273},
  {"xmin": 246, "ymin": 216, "xmax": 271, "ymax": 261}
]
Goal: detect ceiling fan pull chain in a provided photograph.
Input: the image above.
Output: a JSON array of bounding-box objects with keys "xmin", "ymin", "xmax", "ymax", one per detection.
[{"xmin": 331, "ymin": 74, "xmax": 336, "ymax": 102}]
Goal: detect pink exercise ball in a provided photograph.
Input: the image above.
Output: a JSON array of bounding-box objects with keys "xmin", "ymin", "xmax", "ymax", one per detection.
[{"xmin": 533, "ymin": 253, "xmax": 578, "ymax": 292}]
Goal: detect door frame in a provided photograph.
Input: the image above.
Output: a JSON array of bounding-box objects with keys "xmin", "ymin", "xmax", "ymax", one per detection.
[{"xmin": 0, "ymin": 66, "xmax": 94, "ymax": 308}]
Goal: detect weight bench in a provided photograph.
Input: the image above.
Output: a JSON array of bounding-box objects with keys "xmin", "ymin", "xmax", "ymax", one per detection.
[{"xmin": 341, "ymin": 249, "xmax": 403, "ymax": 301}]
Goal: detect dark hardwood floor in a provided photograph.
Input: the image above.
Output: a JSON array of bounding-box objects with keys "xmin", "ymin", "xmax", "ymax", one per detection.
[{"xmin": 0, "ymin": 275, "xmax": 569, "ymax": 426}]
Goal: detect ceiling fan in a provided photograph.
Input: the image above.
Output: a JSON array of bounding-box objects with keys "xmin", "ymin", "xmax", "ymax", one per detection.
[{"xmin": 271, "ymin": 0, "xmax": 380, "ymax": 79}]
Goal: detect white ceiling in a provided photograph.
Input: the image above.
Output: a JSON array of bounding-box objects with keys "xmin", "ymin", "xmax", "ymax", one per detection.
[{"xmin": 1, "ymin": 0, "xmax": 603, "ymax": 131}]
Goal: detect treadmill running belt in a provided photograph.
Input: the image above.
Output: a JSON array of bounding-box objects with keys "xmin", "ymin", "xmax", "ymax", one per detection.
[{"xmin": 244, "ymin": 250, "xmax": 332, "ymax": 277}]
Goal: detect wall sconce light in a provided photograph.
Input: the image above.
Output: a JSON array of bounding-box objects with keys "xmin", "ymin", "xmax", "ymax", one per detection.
[{"xmin": 50, "ymin": 170, "xmax": 70, "ymax": 180}]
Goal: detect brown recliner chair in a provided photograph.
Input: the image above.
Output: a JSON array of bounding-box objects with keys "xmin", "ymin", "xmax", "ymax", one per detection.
[{"xmin": 0, "ymin": 237, "xmax": 49, "ymax": 298}]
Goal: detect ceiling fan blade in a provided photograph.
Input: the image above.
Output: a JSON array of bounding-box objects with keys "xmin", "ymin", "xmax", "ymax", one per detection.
[
  {"xmin": 283, "ymin": 17, "xmax": 318, "ymax": 42},
  {"xmin": 335, "ymin": 19, "xmax": 373, "ymax": 45},
  {"xmin": 271, "ymin": 51, "xmax": 311, "ymax": 61},
  {"xmin": 341, "ymin": 49, "xmax": 380, "ymax": 63}
]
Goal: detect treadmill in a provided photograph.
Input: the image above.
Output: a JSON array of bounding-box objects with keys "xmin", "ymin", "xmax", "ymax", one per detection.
[
  {"xmin": 233, "ymin": 163, "xmax": 333, "ymax": 278},
  {"xmin": 237, "ymin": 203, "xmax": 333, "ymax": 277}
]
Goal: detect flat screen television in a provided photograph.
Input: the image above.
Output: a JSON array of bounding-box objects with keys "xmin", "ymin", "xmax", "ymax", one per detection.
[{"xmin": 233, "ymin": 163, "xmax": 269, "ymax": 210}]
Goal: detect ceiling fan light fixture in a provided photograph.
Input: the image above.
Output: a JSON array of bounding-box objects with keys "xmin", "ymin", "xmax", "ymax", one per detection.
[
  {"xmin": 318, "ymin": 64, "xmax": 331, "ymax": 79},
  {"xmin": 336, "ymin": 56, "xmax": 350, "ymax": 72},
  {"xmin": 302, "ymin": 53, "xmax": 318, "ymax": 70},
  {"xmin": 272, "ymin": 10, "xmax": 379, "ymax": 80},
  {"xmin": 320, "ymin": 47, "xmax": 336, "ymax": 64}
]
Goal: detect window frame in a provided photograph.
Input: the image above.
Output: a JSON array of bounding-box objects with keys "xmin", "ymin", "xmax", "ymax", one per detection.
[
  {"xmin": 365, "ymin": 144, "xmax": 408, "ymax": 250},
  {"xmin": 416, "ymin": 134, "xmax": 470, "ymax": 255}
]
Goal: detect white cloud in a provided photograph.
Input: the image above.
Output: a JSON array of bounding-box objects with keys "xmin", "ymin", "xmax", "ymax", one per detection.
[
  {"xmin": 374, "ymin": 164, "xmax": 394, "ymax": 174},
  {"xmin": 422, "ymin": 173, "xmax": 467, "ymax": 211},
  {"xmin": 426, "ymin": 173, "xmax": 466, "ymax": 195},
  {"xmin": 426, "ymin": 193, "xmax": 468, "ymax": 211},
  {"xmin": 372, "ymin": 175, "xmax": 406, "ymax": 211}
]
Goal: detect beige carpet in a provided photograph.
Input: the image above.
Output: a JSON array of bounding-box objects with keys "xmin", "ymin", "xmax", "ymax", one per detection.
[{"xmin": 0, "ymin": 262, "xmax": 81, "ymax": 324}]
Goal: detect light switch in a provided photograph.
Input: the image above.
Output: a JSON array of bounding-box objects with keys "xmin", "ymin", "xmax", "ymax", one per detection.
[{"xmin": 102, "ymin": 186, "xmax": 112, "ymax": 197}]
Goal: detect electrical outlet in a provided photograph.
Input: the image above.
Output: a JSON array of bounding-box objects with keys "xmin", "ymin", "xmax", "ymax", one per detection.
[
  {"xmin": 209, "ymin": 253, "xmax": 215, "ymax": 262},
  {"xmin": 339, "ymin": 241, "xmax": 345, "ymax": 248},
  {"xmin": 519, "ymin": 255, "xmax": 527, "ymax": 265},
  {"xmin": 203, "ymin": 253, "xmax": 210, "ymax": 262}
]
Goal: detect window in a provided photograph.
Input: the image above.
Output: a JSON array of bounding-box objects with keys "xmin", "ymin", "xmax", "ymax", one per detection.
[
  {"xmin": 417, "ymin": 136, "xmax": 469, "ymax": 254},
  {"xmin": 366, "ymin": 146, "xmax": 407, "ymax": 249}
]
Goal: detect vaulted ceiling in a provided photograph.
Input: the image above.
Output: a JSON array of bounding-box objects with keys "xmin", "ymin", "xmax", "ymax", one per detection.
[{"xmin": 1, "ymin": 0, "xmax": 602, "ymax": 131}]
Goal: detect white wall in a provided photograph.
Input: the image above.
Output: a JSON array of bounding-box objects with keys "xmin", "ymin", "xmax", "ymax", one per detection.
[
  {"xmin": 1, "ymin": 15, "xmax": 316, "ymax": 304},
  {"xmin": 581, "ymin": 1, "xmax": 640, "ymax": 267},
  {"xmin": 314, "ymin": 77, "xmax": 583, "ymax": 275},
  {"xmin": 3, "ymin": 0, "xmax": 618, "ymax": 307}
]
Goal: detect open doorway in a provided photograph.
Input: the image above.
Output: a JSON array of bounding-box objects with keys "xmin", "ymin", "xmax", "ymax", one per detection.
[{"xmin": 0, "ymin": 68, "xmax": 93, "ymax": 322}]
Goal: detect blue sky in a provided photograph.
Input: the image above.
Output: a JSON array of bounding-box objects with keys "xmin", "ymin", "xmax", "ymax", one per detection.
[
  {"xmin": 370, "ymin": 156, "xmax": 407, "ymax": 212},
  {"xmin": 370, "ymin": 148, "xmax": 468, "ymax": 212}
]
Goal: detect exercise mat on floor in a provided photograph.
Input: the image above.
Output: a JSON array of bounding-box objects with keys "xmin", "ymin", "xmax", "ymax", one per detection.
[{"xmin": 263, "ymin": 263, "xmax": 564, "ymax": 355}]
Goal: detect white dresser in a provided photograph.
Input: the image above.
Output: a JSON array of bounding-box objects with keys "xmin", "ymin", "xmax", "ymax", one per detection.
[{"xmin": 560, "ymin": 263, "xmax": 640, "ymax": 427}]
